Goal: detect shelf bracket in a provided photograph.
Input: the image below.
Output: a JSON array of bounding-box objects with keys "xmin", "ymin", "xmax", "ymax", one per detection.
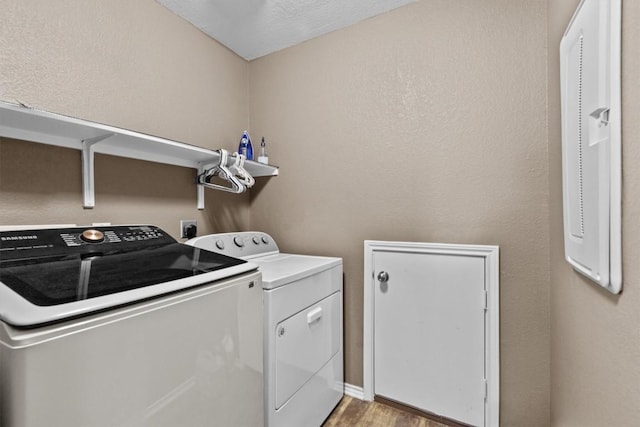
[
  {"xmin": 196, "ymin": 164, "xmax": 205, "ymax": 210},
  {"xmin": 81, "ymin": 134, "xmax": 115, "ymax": 208}
]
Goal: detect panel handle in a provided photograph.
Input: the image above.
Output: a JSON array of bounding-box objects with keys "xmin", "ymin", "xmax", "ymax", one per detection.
[
  {"xmin": 588, "ymin": 107, "xmax": 610, "ymax": 146},
  {"xmin": 307, "ymin": 307, "xmax": 323, "ymax": 324}
]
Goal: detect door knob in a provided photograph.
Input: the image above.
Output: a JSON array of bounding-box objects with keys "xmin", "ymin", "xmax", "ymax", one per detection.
[{"xmin": 377, "ymin": 271, "xmax": 389, "ymax": 282}]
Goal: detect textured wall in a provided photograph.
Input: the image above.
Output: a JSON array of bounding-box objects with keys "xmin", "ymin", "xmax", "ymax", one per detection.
[
  {"xmin": 548, "ymin": 0, "xmax": 640, "ymax": 425},
  {"xmin": 0, "ymin": 0, "xmax": 250, "ymax": 236},
  {"xmin": 9, "ymin": 1, "xmax": 636, "ymax": 424},
  {"xmin": 249, "ymin": 0, "xmax": 549, "ymax": 424}
]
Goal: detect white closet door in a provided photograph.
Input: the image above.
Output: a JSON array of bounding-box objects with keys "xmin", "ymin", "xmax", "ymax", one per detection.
[{"xmin": 373, "ymin": 250, "xmax": 486, "ymax": 426}]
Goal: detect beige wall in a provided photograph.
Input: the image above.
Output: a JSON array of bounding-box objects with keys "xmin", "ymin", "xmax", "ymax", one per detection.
[
  {"xmin": 548, "ymin": 0, "xmax": 640, "ymax": 426},
  {"xmin": 0, "ymin": 0, "xmax": 250, "ymax": 236},
  {"xmin": 249, "ymin": 0, "xmax": 549, "ymax": 424}
]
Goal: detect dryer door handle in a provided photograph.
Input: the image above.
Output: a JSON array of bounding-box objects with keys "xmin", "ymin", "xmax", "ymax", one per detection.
[{"xmin": 307, "ymin": 307, "xmax": 323, "ymax": 324}]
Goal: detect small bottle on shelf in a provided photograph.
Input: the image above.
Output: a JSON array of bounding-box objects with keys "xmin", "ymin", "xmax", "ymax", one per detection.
[
  {"xmin": 258, "ymin": 137, "xmax": 269, "ymax": 164},
  {"xmin": 238, "ymin": 130, "xmax": 254, "ymax": 160},
  {"xmin": 238, "ymin": 131, "xmax": 248, "ymax": 157}
]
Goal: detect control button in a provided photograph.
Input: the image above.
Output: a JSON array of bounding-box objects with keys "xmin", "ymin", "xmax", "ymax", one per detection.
[
  {"xmin": 80, "ymin": 229, "xmax": 105, "ymax": 243},
  {"xmin": 252, "ymin": 236, "xmax": 261, "ymax": 245},
  {"xmin": 216, "ymin": 240, "xmax": 225, "ymax": 250},
  {"xmin": 261, "ymin": 236, "xmax": 269, "ymax": 244},
  {"xmin": 61, "ymin": 233, "xmax": 81, "ymax": 247},
  {"xmin": 233, "ymin": 236, "xmax": 245, "ymax": 247},
  {"xmin": 104, "ymin": 231, "xmax": 121, "ymax": 242}
]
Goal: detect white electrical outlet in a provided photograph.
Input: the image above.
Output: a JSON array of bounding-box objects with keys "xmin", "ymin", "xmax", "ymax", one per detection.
[{"xmin": 180, "ymin": 220, "xmax": 197, "ymax": 239}]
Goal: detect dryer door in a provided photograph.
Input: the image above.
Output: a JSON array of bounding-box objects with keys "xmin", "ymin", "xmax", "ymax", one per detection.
[{"xmin": 275, "ymin": 291, "xmax": 341, "ymax": 409}]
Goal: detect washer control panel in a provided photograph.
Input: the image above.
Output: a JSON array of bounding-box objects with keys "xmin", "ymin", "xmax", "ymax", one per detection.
[
  {"xmin": 186, "ymin": 231, "xmax": 279, "ymax": 259},
  {"xmin": 0, "ymin": 225, "xmax": 173, "ymax": 260},
  {"xmin": 60, "ymin": 226, "xmax": 166, "ymax": 247}
]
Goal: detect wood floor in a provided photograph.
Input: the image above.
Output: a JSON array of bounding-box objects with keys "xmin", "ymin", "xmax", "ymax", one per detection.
[{"xmin": 322, "ymin": 396, "xmax": 449, "ymax": 427}]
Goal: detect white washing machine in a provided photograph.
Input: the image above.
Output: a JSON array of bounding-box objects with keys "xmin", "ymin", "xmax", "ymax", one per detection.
[
  {"xmin": 0, "ymin": 225, "xmax": 263, "ymax": 427},
  {"xmin": 187, "ymin": 232, "xmax": 343, "ymax": 427}
]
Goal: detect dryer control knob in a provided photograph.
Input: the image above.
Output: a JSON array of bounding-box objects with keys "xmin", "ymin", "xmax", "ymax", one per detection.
[
  {"xmin": 216, "ymin": 240, "xmax": 225, "ymax": 250},
  {"xmin": 252, "ymin": 236, "xmax": 261, "ymax": 245},
  {"xmin": 233, "ymin": 236, "xmax": 245, "ymax": 247},
  {"xmin": 261, "ymin": 236, "xmax": 269, "ymax": 244}
]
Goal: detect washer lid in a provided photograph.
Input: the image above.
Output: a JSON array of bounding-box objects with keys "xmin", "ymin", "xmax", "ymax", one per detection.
[
  {"xmin": 251, "ymin": 253, "xmax": 342, "ymax": 290},
  {"xmin": 0, "ymin": 225, "xmax": 257, "ymax": 327}
]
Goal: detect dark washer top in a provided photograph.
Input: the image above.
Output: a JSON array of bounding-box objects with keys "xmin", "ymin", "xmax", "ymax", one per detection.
[{"xmin": 0, "ymin": 225, "xmax": 249, "ymax": 321}]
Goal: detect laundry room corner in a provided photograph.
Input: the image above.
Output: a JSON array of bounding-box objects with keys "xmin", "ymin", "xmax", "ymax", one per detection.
[
  {"xmin": 5, "ymin": 0, "xmax": 639, "ymax": 425},
  {"xmin": 0, "ymin": 0, "xmax": 252, "ymax": 237}
]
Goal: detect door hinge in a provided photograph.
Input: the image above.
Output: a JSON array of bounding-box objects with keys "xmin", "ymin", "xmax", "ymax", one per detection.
[
  {"xmin": 483, "ymin": 379, "xmax": 488, "ymax": 401},
  {"xmin": 483, "ymin": 290, "xmax": 488, "ymax": 311}
]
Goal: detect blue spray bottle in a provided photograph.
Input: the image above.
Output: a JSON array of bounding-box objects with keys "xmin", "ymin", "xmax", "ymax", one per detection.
[{"xmin": 238, "ymin": 130, "xmax": 254, "ymax": 160}]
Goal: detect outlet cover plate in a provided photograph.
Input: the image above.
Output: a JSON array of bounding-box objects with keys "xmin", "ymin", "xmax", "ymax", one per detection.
[{"xmin": 180, "ymin": 220, "xmax": 197, "ymax": 239}]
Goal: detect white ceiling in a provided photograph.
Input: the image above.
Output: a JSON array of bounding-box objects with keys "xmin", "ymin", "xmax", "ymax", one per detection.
[{"xmin": 155, "ymin": 0, "xmax": 417, "ymax": 61}]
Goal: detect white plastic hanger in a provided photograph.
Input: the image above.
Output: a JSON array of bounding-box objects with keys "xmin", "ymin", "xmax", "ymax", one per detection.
[
  {"xmin": 230, "ymin": 152, "xmax": 255, "ymax": 188},
  {"xmin": 196, "ymin": 149, "xmax": 245, "ymax": 193}
]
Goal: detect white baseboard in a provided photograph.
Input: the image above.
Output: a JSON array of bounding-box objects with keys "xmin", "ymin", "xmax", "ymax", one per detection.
[{"xmin": 344, "ymin": 383, "xmax": 366, "ymax": 400}]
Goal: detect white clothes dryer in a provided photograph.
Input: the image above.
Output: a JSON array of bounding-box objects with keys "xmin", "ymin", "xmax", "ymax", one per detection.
[{"xmin": 187, "ymin": 232, "xmax": 343, "ymax": 427}]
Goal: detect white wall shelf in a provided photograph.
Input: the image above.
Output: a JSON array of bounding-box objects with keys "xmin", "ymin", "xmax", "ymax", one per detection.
[{"xmin": 0, "ymin": 101, "xmax": 278, "ymax": 209}]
